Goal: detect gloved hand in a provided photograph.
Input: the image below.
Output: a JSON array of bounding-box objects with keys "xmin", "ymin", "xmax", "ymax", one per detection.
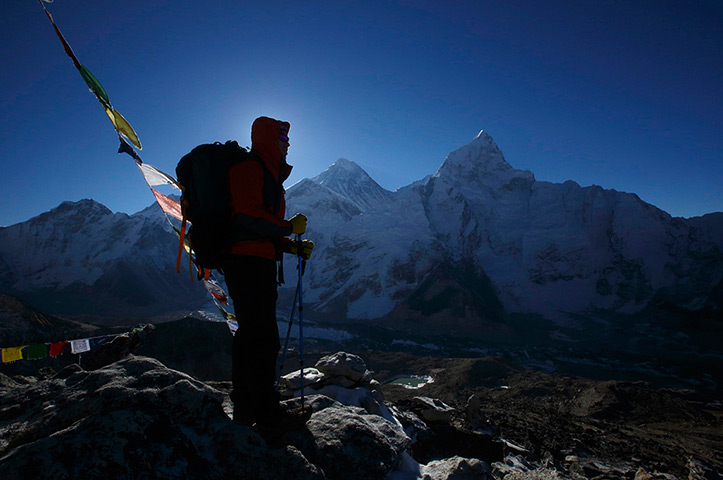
[
  {"xmin": 288, "ymin": 239, "xmax": 315, "ymax": 260},
  {"xmin": 289, "ymin": 213, "xmax": 307, "ymax": 235}
]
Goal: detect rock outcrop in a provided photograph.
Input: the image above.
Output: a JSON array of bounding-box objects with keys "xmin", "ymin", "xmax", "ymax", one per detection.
[
  {"xmin": 2, "ymin": 350, "xmax": 720, "ymax": 479},
  {"xmin": 0, "ymin": 352, "xmax": 500, "ymax": 479},
  {"xmin": 0, "ymin": 355, "xmax": 322, "ymax": 479}
]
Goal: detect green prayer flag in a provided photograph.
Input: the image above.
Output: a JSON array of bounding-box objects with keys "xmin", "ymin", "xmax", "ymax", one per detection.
[
  {"xmin": 25, "ymin": 343, "xmax": 49, "ymax": 360},
  {"xmin": 172, "ymin": 225, "xmax": 193, "ymax": 250},
  {"xmin": 79, "ymin": 64, "xmax": 111, "ymax": 110}
]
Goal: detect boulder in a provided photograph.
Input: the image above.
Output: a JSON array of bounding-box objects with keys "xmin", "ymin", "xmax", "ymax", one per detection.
[
  {"xmin": 314, "ymin": 352, "xmax": 371, "ymax": 385},
  {"xmin": 412, "ymin": 396, "xmax": 456, "ymax": 423},
  {"xmin": 280, "ymin": 367, "xmax": 325, "ymax": 391},
  {"xmin": 389, "ymin": 404, "xmax": 430, "ymax": 443},
  {"xmin": 284, "ymin": 395, "xmax": 411, "ymax": 480},
  {"xmin": 422, "ymin": 456, "xmax": 493, "ymax": 480},
  {"xmin": 311, "ymin": 384, "xmax": 386, "ymax": 417},
  {"xmin": 0, "ymin": 355, "xmax": 322, "ymax": 479}
]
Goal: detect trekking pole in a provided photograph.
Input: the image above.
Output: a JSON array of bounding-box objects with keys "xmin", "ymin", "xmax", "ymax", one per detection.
[
  {"xmin": 296, "ymin": 234, "xmax": 306, "ymax": 405},
  {"xmin": 276, "ymin": 280, "xmax": 300, "ymax": 390}
]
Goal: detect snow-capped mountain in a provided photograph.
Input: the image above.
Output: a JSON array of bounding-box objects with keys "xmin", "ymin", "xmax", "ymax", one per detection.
[
  {"xmin": 284, "ymin": 131, "xmax": 723, "ymax": 330},
  {"xmin": 1, "ymin": 131, "xmax": 721, "ymax": 333},
  {"xmin": 0, "ymin": 199, "xmax": 207, "ymax": 318},
  {"xmin": 310, "ymin": 158, "xmax": 394, "ymax": 212}
]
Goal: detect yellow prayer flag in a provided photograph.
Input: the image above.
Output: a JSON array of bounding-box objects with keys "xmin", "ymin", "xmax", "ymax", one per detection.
[
  {"xmin": 2, "ymin": 346, "xmax": 25, "ymax": 363},
  {"xmin": 104, "ymin": 106, "xmax": 142, "ymax": 150}
]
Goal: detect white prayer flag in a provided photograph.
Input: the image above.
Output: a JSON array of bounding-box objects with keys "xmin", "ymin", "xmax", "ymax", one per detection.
[
  {"xmin": 137, "ymin": 163, "xmax": 181, "ymax": 189},
  {"xmin": 227, "ymin": 320, "xmax": 238, "ymax": 335},
  {"xmin": 70, "ymin": 339, "xmax": 91, "ymax": 354}
]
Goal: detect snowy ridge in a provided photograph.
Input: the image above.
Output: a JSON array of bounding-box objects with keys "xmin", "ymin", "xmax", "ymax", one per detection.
[
  {"xmin": 285, "ymin": 131, "xmax": 722, "ymax": 328},
  {"xmin": 0, "ymin": 199, "xmax": 206, "ymax": 317},
  {"xmin": 1, "ymin": 131, "xmax": 721, "ymax": 330}
]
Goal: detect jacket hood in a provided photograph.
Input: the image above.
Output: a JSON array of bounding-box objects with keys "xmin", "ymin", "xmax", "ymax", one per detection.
[{"xmin": 251, "ymin": 116, "xmax": 292, "ymax": 183}]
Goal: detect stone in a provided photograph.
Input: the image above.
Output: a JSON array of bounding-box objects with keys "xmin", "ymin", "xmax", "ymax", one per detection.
[
  {"xmin": 412, "ymin": 396, "xmax": 456, "ymax": 423},
  {"xmin": 311, "ymin": 384, "xmax": 385, "ymax": 417},
  {"xmin": 280, "ymin": 367, "xmax": 325, "ymax": 391},
  {"xmin": 284, "ymin": 395, "xmax": 411, "ymax": 480},
  {"xmin": 314, "ymin": 352, "xmax": 370, "ymax": 384},
  {"xmin": 687, "ymin": 457, "xmax": 721, "ymax": 480},
  {"xmin": 422, "ymin": 456, "xmax": 493, "ymax": 480},
  {"xmin": 465, "ymin": 393, "xmax": 499, "ymax": 435}
]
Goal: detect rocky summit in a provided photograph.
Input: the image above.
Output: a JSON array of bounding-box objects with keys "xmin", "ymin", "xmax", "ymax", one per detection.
[{"xmin": 1, "ymin": 347, "xmax": 721, "ymax": 479}]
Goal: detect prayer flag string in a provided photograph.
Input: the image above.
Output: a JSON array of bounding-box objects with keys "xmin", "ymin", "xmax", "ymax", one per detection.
[
  {"xmin": 37, "ymin": 2, "xmax": 236, "ymax": 334},
  {"xmin": 0, "ymin": 329, "xmax": 143, "ymax": 364},
  {"xmin": 38, "ymin": 0, "xmax": 141, "ymax": 149}
]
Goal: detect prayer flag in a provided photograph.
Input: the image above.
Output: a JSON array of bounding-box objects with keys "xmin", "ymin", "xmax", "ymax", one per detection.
[
  {"xmin": 90, "ymin": 337, "xmax": 107, "ymax": 349},
  {"xmin": 152, "ymin": 189, "xmax": 183, "ymax": 221},
  {"xmin": 216, "ymin": 303, "xmax": 235, "ymax": 323},
  {"xmin": 227, "ymin": 320, "xmax": 238, "ymax": 335},
  {"xmin": 118, "ymin": 135, "xmax": 143, "ymax": 164},
  {"xmin": 40, "ymin": 1, "xmax": 81, "ymax": 70},
  {"xmin": 204, "ymin": 279, "xmax": 229, "ymax": 305},
  {"xmin": 70, "ymin": 339, "xmax": 91, "ymax": 354},
  {"xmin": 104, "ymin": 106, "xmax": 141, "ymax": 150},
  {"xmin": 25, "ymin": 344, "xmax": 49, "ymax": 360},
  {"xmin": 80, "ymin": 64, "xmax": 111, "ymax": 110},
  {"xmin": 49, "ymin": 341, "xmax": 68, "ymax": 357},
  {"xmin": 2, "ymin": 347, "xmax": 25, "ymax": 363},
  {"xmin": 138, "ymin": 163, "xmax": 180, "ymax": 189},
  {"xmin": 173, "ymin": 225, "xmax": 193, "ymax": 253}
]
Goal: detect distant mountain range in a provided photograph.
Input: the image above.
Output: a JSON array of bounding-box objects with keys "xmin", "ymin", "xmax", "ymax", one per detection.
[
  {"xmin": 285, "ymin": 131, "xmax": 722, "ymax": 331},
  {"xmin": 0, "ymin": 198, "xmax": 204, "ymax": 321},
  {"xmin": 1, "ymin": 131, "xmax": 721, "ymax": 337}
]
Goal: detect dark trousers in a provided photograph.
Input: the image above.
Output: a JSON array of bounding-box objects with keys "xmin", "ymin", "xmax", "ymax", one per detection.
[{"xmin": 224, "ymin": 255, "xmax": 281, "ymax": 421}]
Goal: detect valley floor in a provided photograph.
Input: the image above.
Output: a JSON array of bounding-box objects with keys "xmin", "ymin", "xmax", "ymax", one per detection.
[{"xmin": 363, "ymin": 351, "xmax": 723, "ymax": 479}]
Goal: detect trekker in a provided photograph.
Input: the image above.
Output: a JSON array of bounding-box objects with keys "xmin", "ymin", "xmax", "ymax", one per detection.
[{"xmin": 223, "ymin": 116, "xmax": 314, "ymax": 437}]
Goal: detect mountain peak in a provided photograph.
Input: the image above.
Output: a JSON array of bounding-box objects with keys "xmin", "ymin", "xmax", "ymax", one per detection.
[
  {"xmin": 311, "ymin": 159, "xmax": 392, "ymax": 212},
  {"xmin": 471, "ymin": 129, "xmax": 496, "ymax": 145},
  {"xmin": 315, "ymin": 158, "xmax": 367, "ymax": 182},
  {"xmin": 42, "ymin": 199, "xmax": 113, "ymax": 221},
  {"xmin": 435, "ymin": 130, "xmax": 533, "ymax": 184},
  {"xmin": 330, "ymin": 157, "xmax": 362, "ymax": 171}
]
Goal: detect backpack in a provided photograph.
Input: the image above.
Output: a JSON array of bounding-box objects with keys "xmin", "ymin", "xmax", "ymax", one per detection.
[{"xmin": 175, "ymin": 141, "xmax": 255, "ymax": 275}]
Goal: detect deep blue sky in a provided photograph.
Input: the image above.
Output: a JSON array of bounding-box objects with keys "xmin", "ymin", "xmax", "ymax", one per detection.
[{"xmin": 1, "ymin": 0, "xmax": 721, "ymax": 226}]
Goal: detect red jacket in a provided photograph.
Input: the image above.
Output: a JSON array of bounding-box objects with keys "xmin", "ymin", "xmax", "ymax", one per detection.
[{"xmin": 228, "ymin": 117, "xmax": 293, "ymax": 260}]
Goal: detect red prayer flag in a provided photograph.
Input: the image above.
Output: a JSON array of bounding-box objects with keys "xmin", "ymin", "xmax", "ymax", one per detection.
[
  {"xmin": 49, "ymin": 341, "xmax": 68, "ymax": 357},
  {"xmin": 39, "ymin": 1, "xmax": 82, "ymax": 70},
  {"xmin": 152, "ymin": 189, "xmax": 183, "ymax": 221}
]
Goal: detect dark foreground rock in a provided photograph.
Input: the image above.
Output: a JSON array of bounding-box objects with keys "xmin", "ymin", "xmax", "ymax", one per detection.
[
  {"xmin": 0, "ymin": 356, "xmax": 321, "ymax": 479},
  {"xmin": 1, "ymin": 354, "xmax": 481, "ymax": 480},
  {"xmin": 2, "ymin": 350, "xmax": 721, "ymax": 479}
]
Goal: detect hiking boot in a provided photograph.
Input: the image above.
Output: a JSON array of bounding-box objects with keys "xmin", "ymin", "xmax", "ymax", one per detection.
[{"xmin": 254, "ymin": 405, "xmax": 312, "ymax": 440}]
